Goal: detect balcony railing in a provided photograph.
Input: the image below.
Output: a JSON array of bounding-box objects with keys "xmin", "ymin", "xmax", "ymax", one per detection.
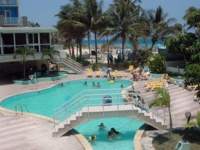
[
  {"xmin": 3, "ymin": 17, "xmax": 19, "ymax": 25},
  {"xmin": 0, "ymin": 0, "xmax": 18, "ymax": 5}
]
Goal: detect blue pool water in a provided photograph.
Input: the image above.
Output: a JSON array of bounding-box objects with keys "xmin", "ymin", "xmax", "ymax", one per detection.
[
  {"xmin": 1, "ymin": 79, "xmax": 132, "ymax": 118},
  {"xmin": 75, "ymin": 117, "xmax": 144, "ymax": 150}
]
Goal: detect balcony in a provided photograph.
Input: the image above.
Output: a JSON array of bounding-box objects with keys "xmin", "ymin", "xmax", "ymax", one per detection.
[
  {"xmin": 0, "ymin": 17, "xmax": 19, "ymax": 26},
  {"xmin": 0, "ymin": 0, "xmax": 18, "ymax": 5}
]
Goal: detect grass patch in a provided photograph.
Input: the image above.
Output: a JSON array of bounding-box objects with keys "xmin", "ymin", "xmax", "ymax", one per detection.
[{"xmin": 152, "ymin": 129, "xmax": 200, "ymax": 150}]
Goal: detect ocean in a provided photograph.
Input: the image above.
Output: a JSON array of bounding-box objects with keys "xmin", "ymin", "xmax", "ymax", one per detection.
[{"xmin": 82, "ymin": 38, "xmax": 164, "ymax": 49}]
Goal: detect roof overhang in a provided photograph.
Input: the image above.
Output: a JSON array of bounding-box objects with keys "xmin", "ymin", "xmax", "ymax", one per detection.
[{"xmin": 0, "ymin": 27, "xmax": 58, "ymax": 33}]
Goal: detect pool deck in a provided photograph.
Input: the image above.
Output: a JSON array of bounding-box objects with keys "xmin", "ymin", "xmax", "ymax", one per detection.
[{"xmin": 0, "ymin": 68, "xmax": 199, "ymax": 150}]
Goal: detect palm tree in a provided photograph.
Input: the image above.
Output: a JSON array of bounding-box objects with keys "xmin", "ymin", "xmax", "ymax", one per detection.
[
  {"xmin": 146, "ymin": 6, "xmax": 177, "ymax": 51},
  {"xmin": 149, "ymin": 88, "xmax": 173, "ymax": 142},
  {"xmin": 184, "ymin": 111, "xmax": 200, "ymax": 129},
  {"xmin": 41, "ymin": 47, "xmax": 60, "ymax": 60},
  {"xmin": 13, "ymin": 45, "xmax": 36, "ymax": 79},
  {"xmin": 100, "ymin": 0, "xmax": 146, "ymax": 62}
]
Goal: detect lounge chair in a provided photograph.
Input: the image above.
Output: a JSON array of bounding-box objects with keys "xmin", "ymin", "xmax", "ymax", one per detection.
[
  {"xmin": 114, "ymin": 70, "xmax": 124, "ymax": 78},
  {"xmin": 145, "ymin": 78, "xmax": 163, "ymax": 86},
  {"xmin": 138, "ymin": 71, "xmax": 150, "ymax": 81},
  {"xmin": 125, "ymin": 65, "xmax": 134, "ymax": 72},
  {"xmin": 187, "ymin": 85, "xmax": 198, "ymax": 91},
  {"xmin": 146, "ymin": 80, "xmax": 166, "ymax": 91},
  {"xmin": 87, "ymin": 69, "xmax": 93, "ymax": 78},
  {"xmin": 95, "ymin": 71, "xmax": 102, "ymax": 77},
  {"xmin": 132, "ymin": 67, "xmax": 140, "ymax": 72}
]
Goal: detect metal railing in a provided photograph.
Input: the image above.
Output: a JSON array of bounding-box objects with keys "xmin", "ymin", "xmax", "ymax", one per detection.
[
  {"xmin": 15, "ymin": 103, "xmax": 29, "ymax": 115},
  {"xmin": 0, "ymin": 0, "xmax": 18, "ymax": 5},
  {"xmin": 3, "ymin": 17, "xmax": 19, "ymax": 25},
  {"xmin": 52, "ymin": 89, "xmax": 167, "ymax": 131},
  {"xmin": 53, "ymin": 57, "xmax": 83, "ymax": 74}
]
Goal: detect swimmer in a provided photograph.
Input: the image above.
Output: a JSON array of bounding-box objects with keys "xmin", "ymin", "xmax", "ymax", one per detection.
[
  {"xmin": 92, "ymin": 82, "xmax": 95, "ymax": 86},
  {"xmin": 88, "ymin": 135, "xmax": 96, "ymax": 143},
  {"xmin": 98, "ymin": 123, "xmax": 105, "ymax": 129},
  {"xmin": 97, "ymin": 83, "xmax": 101, "ymax": 87},
  {"xmin": 121, "ymin": 84, "xmax": 124, "ymax": 88},
  {"xmin": 60, "ymin": 83, "xmax": 64, "ymax": 86},
  {"xmin": 107, "ymin": 131, "xmax": 114, "ymax": 139},
  {"xmin": 84, "ymin": 81, "xmax": 87, "ymax": 85},
  {"xmin": 110, "ymin": 128, "xmax": 120, "ymax": 136}
]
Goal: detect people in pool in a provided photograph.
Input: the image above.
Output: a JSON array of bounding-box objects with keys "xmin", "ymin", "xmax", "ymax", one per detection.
[
  {"xmin": 98, "ymin": 123, "xmax": 105, "ymax": 129},
  {"xmin": 107, "ymin": 131, "xmax": 114, "ymax": 139},
  {"xmin": 121, "ymin": 84, "xmax": 124, "ymax": 88},
  {"xmin": 84, "ymin": 81, "xmax": 87, "ymax": 85},
  {"xmin": 88, "ymin": 135, "xmax": 96, "ymax": 143},
  {"xmin": 97, "ymin": 83, "xmax": 101, "ymax": 87},
  {"xmin": 110, "ymin": 128, "xmax": 120, "ymax": 136},
  {"xmin": 60, "ymin": 83, "xmax": 64, "ymax": 87},
  {"xmin": 92, "ymin": 82, "xmax": 95, "ymax": 86}
]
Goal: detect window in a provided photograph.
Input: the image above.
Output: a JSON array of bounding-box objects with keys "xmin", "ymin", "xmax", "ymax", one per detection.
[
  {"xmin": 4, "ymin": 46, "xmax": 14, "ymax": 54},
  {"xmin": 41, "ymin": 45, "xmax": 50, "ymax": 51},
  {"xmin": 40, "ymin": 33, "xmax": 49, "ymax": 44},
  {"xmin": 2, "ymin": 34, "xmax": 14, "ymax": 45},
  {"xmin": 28, "ymin": 33, "xmax": 38, "ymax": 44},
  {"xmin": 16, "ymin": 33, "xmax": 26, "ymax": 45},
  {"xmin": 34, "ymin": 46, "xmax": 39, "ymax": 52}
]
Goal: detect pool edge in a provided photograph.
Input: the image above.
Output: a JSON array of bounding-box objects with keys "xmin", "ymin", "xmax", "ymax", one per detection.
[{"xmin": 133, "ymin": 124, "xmax": 147, "ymax": 150}]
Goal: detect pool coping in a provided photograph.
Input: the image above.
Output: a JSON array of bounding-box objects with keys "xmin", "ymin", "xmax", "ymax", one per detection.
[{"xmin": 134, "ymin": 124, "xmax": 148, "ymax": 150}]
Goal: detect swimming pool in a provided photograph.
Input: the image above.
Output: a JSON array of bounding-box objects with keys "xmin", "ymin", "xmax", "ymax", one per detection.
[
  {"xmin": 75, "ymin": 117, "xmax": 144, "ymax": 150},
  {"xmin": 1, "ymin": 79, "xmax": 132, "ymax": 118}
]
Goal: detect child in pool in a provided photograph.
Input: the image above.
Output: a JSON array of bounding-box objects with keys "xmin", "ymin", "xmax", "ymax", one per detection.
[{"xmin": 98, "ymin": 123, "xmax": 106, "ymax": 129}]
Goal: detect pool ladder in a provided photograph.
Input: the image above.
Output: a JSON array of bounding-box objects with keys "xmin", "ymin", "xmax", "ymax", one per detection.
[{"xmin": 15, "ymin": 103, "xmax": 29, "ymax": 115}]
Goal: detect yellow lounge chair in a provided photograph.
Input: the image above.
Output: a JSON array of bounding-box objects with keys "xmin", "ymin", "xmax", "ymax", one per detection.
[
  {"xmin": 114, "ymin": 70, "xmax": 124, "ymax": 78},
  {"xmin": 95, "ymin": 71, "xmax": 102, "ymax": 77},
  {"xmin": 145, "ymin": 78, "xmax": 163, "ymax": 86},
  {"xmin": 87, "ymin": 69, "xmax": 93, "ymax": 77},
  {"xmin": 187, "ymin": 85, "xmax": 198, "ymax": 91},
  {"xmin": 109, "ymin": 72, "xmax": 116, "ymax": 77},
  {"xmin": 133, "ymin": 67, "xmax": 140, "ymax": 72},
  {"xmin": 125, "ymin": 65, "xmax": 134, "ymax": 72},
  {"xmin": 146, "ymin": 80, "xmax": 166, "ymax": 91}
]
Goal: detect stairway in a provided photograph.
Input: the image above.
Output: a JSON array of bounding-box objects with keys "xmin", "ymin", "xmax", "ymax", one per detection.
[{"xmin": 54, "ymin": 57, "xmax": 83, "ymax": 74}]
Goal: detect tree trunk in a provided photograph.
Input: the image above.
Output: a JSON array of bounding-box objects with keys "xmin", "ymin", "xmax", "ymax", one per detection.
[
  {"xmin": 183, "ymin": 54, "xmax": 187, "ymax": 63},
  {"xmin": 87, "ymin": 31, "xmax": 91, "ymax": 55},
  {"xmin": 94, "ymin": 32, "xmax": 98, "ymax": 64},
  {"xmin": 79, "ymin": 39, "xmax": 82, "ymax": 59},
  {"xmin": 122, "ymin": 39, "xmax": 125, "ymax": 62},
  {"xmin": 23, "ymin": 62, "xmax": 26, "ymax": 79},
  {"xmin": 68, "ymin": 40, "xmax": 71, "ymax": 56},
  {"xmin": 168, "ymin": 106, "xmax": 173, "ymax": 142},
  {"xmin": 76, "ymin": 42, "xmax": 78, "ymax": 57}
]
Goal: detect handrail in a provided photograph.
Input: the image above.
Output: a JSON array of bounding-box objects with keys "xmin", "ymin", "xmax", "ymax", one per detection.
[
  {"xmin": 52, "ymin": 90, "xmax": 167, "ymax": 127},
  {"xmin": 22, "ymin": 104, "xmax": 29, "ymax": 113},
  {"xmin": 54, "ymin": 88, "xmax": 122, "ymax": 112},
  {"xmin": 61, "ymin": 58, "xmax": 83, "ymax": 72},
  {"xmin": 15, "ymin": 103, "xmax": 22, "ymax": 115},
  {"xmin": 52, "ymin": 98, "xmax": 167, "ymax": 132}
]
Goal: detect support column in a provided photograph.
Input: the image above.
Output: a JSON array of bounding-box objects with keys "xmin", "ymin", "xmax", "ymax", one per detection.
[
  {"xmin": 0, "ymin": 33, "xmax": 3, "ymax": 55},
  {"xmin": 38, "ymin": 33, "xmax": 40, "ymax": 52}
]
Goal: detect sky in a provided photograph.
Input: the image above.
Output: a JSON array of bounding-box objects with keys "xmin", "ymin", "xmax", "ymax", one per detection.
[{"xmin": 20, "ymin": 0, "xmax": 200, "ymax": 27}]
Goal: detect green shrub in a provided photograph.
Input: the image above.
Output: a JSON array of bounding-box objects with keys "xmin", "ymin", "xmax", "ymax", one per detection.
[
  {"xmin": 75, "ymin": 57, "xmax": 90, "ymax": 66},
  {"xmin": 147, "ymin": 54, "xmax": 166, "ymax": 73}
]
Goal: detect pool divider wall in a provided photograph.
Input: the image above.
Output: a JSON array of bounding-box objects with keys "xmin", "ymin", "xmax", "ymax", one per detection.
[
  {"xmin": 133, "ymin": 124, "xmax": 147, "ymax": 150},
  {"xmin": 70, "ymin": 129, "xmax": 93, "ymax": 150}
]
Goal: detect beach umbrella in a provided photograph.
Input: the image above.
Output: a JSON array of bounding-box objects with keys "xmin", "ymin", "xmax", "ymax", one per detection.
[{"xmin": 103, "ymin": 95, "xmax": 112, "ymax": 105}]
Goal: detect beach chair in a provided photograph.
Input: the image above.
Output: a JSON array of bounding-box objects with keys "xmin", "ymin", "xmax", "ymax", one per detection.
[
  {"xmin": 138, "ymin": 71, "xmax": 150, "ymax": 81},
  {"xmin": 114, "ymin": 70, "xmax": 124, "ymax": 78},
  {"xmin": 146, "ymin": 80, "xmax": 166, "ymax": 91},
  {"xmin": 132, "ymin": 67, "xmax": 140, "ymax": 72},
  {"xmin": 125, "ymin": 65, "xmax": 134, "ymax": 72},
  {"xmin": 145, "ymin": 78, "xmax": 163, "ymax": 86},
  {"xmin": 187, "ymin": 85, "xmax": 198, "ymax": 91},
  {"xmin": 87, "ymin": 69, "xmax": 93, "ymax": 78},
  {"xmin": 95, "ymin": 71, "xmax": 102, "ymax": 77}
]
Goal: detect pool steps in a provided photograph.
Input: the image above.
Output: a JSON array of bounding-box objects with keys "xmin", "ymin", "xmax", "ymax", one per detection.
[{"xmin": 52, "ymin": 104, "xmax": 167, "ymax": 137}]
